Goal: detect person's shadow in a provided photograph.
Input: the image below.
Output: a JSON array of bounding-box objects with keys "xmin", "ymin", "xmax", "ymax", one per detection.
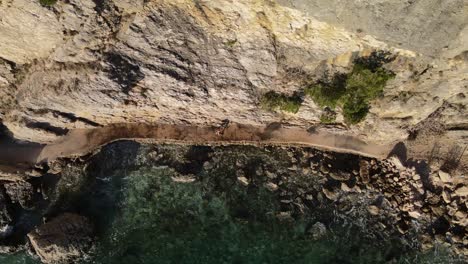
[
  {"xmin": 388, "ymin": 141, "xmax": 435, "ymax": 193},
  {"xmin": 387, "ymin": 142, "xmax": 407, "ymax": 165}
]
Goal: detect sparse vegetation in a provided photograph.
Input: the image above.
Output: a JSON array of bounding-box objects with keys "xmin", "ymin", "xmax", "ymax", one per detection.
[
  {"xmin": 224, "ymin": 39, "xmax": 238, "ymax": 48},
  {"xmin": 39, "ymin": 0, "xmax": 57, "ymax": 6},
  {"xmin": 319, "ymin": 107, "xmax": 337, "ymax": 124},
  {"xmin": 304, "ymin": 74, "xmax": 347, "ymax": 108},
  {"xmin": 260, "ymin": 51, "xmax": 395, "ymax": 123},
  {"xmin": 306, "ymin": 51, "xmax": 395, "ymax": 124},
  {"xmin": 440, "ymin": 144, "xmax": 466, "ymax": 173},
  {"xmin": 260, "ymin": 91, "xmax": 303, "ymax": 113},
  {"xmin": 320, "ymin": 114, "xmax": 336, "ymax": 124}
]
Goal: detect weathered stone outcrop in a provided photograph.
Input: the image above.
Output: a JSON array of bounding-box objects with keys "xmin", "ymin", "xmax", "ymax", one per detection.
[
  {"xmin": 278, "ymin": 0, "xmax": 468, "ymax": 58},
  {"xmin": 4, "ymin": 181, "xmax": 34, "ymax": 209},
  {"xmin": 27, "ymin": 213, "xmax": 94, "ymax": 264}
]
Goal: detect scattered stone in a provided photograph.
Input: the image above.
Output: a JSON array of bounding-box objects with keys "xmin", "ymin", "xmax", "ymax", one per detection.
[
  {"xmin": 308, "ymin": 222, "xmax": 327, "ymax": 240},
  {"xmin": 255, "ymin": 167, "xmax": 263, "ymax": 176},
  {"xmin": 329, "ymin": 172, "xmax": 351, "ymax": 181},
  {"xmin": 353, "ymin": 185, "xmax": 362, "ymax": 193},
  {"xmin": 237, "ymin": 176, "xmax": 249, "ymax": 186},
  {"xmin": 203, "ymin": 161, "xmax": 213, "ymax": 170},
  {"xmin": 47, "ymin": 162, "xmax": 63, "ymax": 174},
  {"xmin": 265, "ymin": 171, "xmax": 277, "ymax": 179},
  {"xmin": 310, "ymin": 162, "xmax": 319, "ymax": 169},
  {"xmin": 408, "ymin": 211, "xmax": 422, "ymax": 219},
  {"xmin": 265, "ymin": 182, "xmax": 278, "ymax": 192},
  {"xmin": 397, "ymin": 224, "xmax": 407, "ymax": 234},
  {"xmin": 447, "ymin": 206, "xmax": 458, "ymax": 216},
  {"xmin": 367, "ymin": 205, "xmax": 380, "ymax": 216},
  {"xmin": 426, "ymin": 192, "xmax": 440, "ymax": 205},
  {"xmin": 454, "ymin": 186, "xmax": 468, "ymax": 197},
  {"xmin": 171, "ymin": 174, "xmax": 196, "ymax": 183},
  {"xmin": 320, "ymin": 164, "xmax": 329, "ymax": 174},
  {"xmin": 27, "ymin": 213, "xmax": 94, "ymax": 264},
  {"xmin": 322, "ymin": 188, "xmax": 338, "ymax": 201},
  {"xmin": 388, "ymin": 156, "xmax": 405, "ymax": 171},
  {"xmin": 438, "ymin": 171, "xmax": 452, "ymax": 183},
  {"xmin": 340, "ymin": 182, "xmax": 352, "ymax": 192},
  {"xmin": 442, "ymin": 190, "xmax": 451, "ymax": 204},
  {"xmin": 421, "ymin": 234, "xmax": 433, "ymax": 251},
  {"xmin": 25, "ymin": 169, "xmax": 43, "ymax": 177},
  {"xmin": 276, "ymin": 211, "xmax": 294, "ymax": 222},
  {"xmin": 454, "ymin": 211, "xmax": 466, "ymax": 221}
]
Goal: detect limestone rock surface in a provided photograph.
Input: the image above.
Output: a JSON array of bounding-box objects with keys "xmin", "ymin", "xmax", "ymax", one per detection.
[{"xmin": 0, "ymin": 0, "xmax": 465, "ymax": 167}]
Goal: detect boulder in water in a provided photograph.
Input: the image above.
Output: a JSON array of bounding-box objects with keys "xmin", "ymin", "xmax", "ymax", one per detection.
[
  {"xmin": 308, "ymin": 222, "xmax": 327, "ymax": 240},
  {"xmin": 27, "ymin": 213, "xmax": 94, "ymax": 264}
]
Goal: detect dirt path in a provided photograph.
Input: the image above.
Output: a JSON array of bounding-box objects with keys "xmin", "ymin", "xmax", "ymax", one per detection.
[{"xmin": 35, "ymin": 122, "xmax": 392, "ymax": 163}]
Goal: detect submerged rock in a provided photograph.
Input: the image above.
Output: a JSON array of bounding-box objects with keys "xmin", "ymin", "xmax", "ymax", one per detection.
[
  {"xmin": 27, "ymin": 213, "xmax": 94, "ymax": 264},
  {"xmin": 265, "ymin": 182, "xmax": 279, "ymax": 192},
  {"xmin": 237, "ymin": 176, "xmax": 249, "ymax": 186},
  {"xmin": 309, "ymin": 222, "xmax": 327, "ymax": 240}
]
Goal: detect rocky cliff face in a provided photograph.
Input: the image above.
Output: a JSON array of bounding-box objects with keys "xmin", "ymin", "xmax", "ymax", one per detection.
[{"xmin": 0, "ymin": 0, "xmax": 466, "ymax": 161}]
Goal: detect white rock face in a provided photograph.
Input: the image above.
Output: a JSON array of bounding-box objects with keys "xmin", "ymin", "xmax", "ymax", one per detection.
[
  {"xmin": 277, "ymin": 0, "xmax": 468, "ymax": 57},
  {"xmin": 0, "ymin": 0, "xmax": 466, "ymax": 166},
  {"xmin": 0, "ymin": 0, "xmax": 63, "ymax": 64}
]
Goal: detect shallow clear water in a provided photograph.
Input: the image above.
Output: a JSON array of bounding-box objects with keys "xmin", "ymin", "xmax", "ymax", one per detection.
[
  {"xmin": 1, "ymin": 165, "xmax": 461, "ymax": 264},
  {"xmin": 83, "ymin": 166, "xmax": 461, "ymax": 264}
]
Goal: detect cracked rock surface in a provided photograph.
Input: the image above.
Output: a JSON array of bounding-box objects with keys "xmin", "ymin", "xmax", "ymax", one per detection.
[{"xmin": 0, "ymin": 1, "xmax": 465, "ymax": 162}]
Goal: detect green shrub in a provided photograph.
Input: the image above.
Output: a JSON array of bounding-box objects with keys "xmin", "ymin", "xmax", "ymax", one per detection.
[
  {"xmin": 39, "ymin": 0, "xmax": 57, "ymax": 6},
  {"xmin": 319, "ymin": 107, "xmax": 337, "ymax": 124},
  {"xmin": 304, "ymin": 74, "xmax": 347, "ymax": 108},
  {"xmin": 224, "ymin": 39, "xmax": 237, "ymax": 47},
  {"xmin": 342, "ymin": 95, "xmax": 369, "ymax": 124},
  {"xmin": 305, "ymin": 83, "xmax": 342, "ymax": 108},
  {"xmin": 306, "ymin": 52, "xmax": 395, "ymax": 124},
  {"xmin": 345, "ymin": 65, "xmax": 393, "ymax": 100},
  {"xmin": 260, "ymin": 91, "xmax": 303, "ymax": 113},
  {"xmin": 342, "ymin": 64, "xmax": 394, "ymax": 124},
  {"xmin": 320, "ymin": 114, "xmax": 336, "ymax": 124}
]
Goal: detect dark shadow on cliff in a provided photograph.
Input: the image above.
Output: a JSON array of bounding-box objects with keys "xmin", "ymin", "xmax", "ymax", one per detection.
[{"xmin": 387, "ymin": 142, "xmax": 407, "ymax": 165}]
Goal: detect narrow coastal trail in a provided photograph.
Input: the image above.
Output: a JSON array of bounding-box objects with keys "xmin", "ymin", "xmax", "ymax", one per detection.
[
  {"xmin": 34, "ymin": 122, "xmax": 392, "ymax": 163},
  {"xmin": 0, "ymin": 122, "xmax": 393, "ymax": 170}
]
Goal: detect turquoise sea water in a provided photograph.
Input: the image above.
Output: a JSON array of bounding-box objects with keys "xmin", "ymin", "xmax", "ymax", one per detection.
[{"xmin": 1, "ymin": 165, "xmax": 462, "ymax": 264}]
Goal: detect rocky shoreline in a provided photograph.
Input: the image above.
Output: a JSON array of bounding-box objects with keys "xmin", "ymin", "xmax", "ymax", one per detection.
[{"xmin": 0, "ymin": 140, "xmax": 466, "ymax": 263}]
